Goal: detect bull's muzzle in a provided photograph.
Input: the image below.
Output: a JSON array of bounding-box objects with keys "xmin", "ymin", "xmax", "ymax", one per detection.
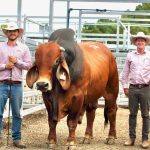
[{"xmin": 36, "ymin": 82, "xmax": 49, "ymax": 91}]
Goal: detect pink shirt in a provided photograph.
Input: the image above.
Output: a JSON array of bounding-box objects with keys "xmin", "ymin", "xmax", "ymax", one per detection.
[
  {"xmin": 121, "ymin": 49, "xmax": 150, "ymax": 88},
  {"xmin": 0, "ymin": 41, "xmax": 32, "ymax": 81}
]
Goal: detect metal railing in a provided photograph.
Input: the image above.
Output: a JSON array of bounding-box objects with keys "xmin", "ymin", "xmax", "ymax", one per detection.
[
  {"xmin": 0, "ymin": 13, "xmax": 150, "ymax": 46},
  {"xmin": 0, "ymin": 10, "xmax": 150, "ymax": 113}
]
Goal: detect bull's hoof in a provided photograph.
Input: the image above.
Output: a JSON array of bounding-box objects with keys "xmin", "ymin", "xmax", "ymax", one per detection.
[
  {"xmin": 47, "ymin": 143, "xmax": 57, "ymax": 149},
  {"xmin": 80, "ymin": 137, "xmax": 91, "ymax": 144},
  {"xmin": 80, "ymin": 134, "xmax": 93, "ymax": 144},
  {"xmin": 66, "ymin": 141, "xmax": 77, "ymax": 150},
  {"xmin": 104, "ymin": 137, "xmax": 115, "ymax": 145},
  {"xmin": 47, "ymin": 139, "xmax": 57, "ymax": 149},
  {"xmin": 67, "ymin": 145, "xmax": 77, "ymax": 150},
  {"xmin": 46, "ymin": 141, "xmax": 57, "ymax": 150}
]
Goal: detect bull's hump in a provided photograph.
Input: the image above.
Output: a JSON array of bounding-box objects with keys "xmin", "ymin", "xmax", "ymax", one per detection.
[{"xmin": 49, "ymin": 28, "xmax": 75, "ymax": 42}]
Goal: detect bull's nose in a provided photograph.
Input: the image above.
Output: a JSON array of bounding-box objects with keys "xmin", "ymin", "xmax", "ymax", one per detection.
[{"xmin": 36, "ymin": 82, "xmax": 48, "ymax": 91}]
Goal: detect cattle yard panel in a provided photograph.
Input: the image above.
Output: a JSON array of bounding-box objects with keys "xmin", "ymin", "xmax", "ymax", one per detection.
[{"xmin": 1, "ymin": 9, "xmax": 150, "ymax": 116}]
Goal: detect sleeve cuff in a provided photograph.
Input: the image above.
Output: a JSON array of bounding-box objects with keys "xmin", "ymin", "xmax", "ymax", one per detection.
[
  {"xmin": 2, "ymin": 64, "xmax": 6, "ymax": 69},
  {"xmin": 123, "ymin": 84, "xmax": 129, "ymax": 89},
  {"xmin": 16, "ymin": 59, "xmax": 21, "ymax": 65}
]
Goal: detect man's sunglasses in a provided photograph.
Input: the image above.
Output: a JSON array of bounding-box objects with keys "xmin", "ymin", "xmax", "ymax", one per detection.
[{"xmin": 7, "ymin": 29, "xmax": 19, "ymax": 33}]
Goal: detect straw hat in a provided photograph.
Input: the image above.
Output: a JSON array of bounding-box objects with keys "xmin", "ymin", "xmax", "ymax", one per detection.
[
  {"xmin": 130, "ymin": 32, "xmax": 150, "ymax": 45},
  {"xmin": 2, "ymin": 22, "xmax": 24, "ymax": 37}
]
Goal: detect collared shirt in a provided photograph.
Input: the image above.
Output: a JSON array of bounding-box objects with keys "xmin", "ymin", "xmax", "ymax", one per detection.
[
  {"xmin": 0, "ymin": 41, "xmax": 32, "ymax": 81},
  {"xmin": 121, "ymin": 49, "xmax": 150, "ymax": 88}
]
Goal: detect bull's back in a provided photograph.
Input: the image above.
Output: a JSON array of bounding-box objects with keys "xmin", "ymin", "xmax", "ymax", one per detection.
[
  {"xmin": 78, "ymin": 42, "xmax": 117, "ymax": 101},
  {"xmin": 79, "ymin": 42, "xmax": 113, "ymax": 79}
]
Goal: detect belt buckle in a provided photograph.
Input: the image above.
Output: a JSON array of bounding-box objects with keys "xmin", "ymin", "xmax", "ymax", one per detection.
[{"xmin": 138, "ymin": 85, "xmax": 142, "ymax": 88}]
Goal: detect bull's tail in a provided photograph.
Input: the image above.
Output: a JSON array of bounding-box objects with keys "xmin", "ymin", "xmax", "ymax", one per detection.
[{"xmin": 104, "ymin": 107, "xmax": 109, "ymax": 129}]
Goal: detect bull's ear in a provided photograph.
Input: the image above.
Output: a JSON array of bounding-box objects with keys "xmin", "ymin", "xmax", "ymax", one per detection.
[
  {"xmin": 26, "ymin": 65, "xmax": 39, "ymax": 88},
  {"xmin": 56, "ymin": 59, "xmax": 71, "ymax": 90}
]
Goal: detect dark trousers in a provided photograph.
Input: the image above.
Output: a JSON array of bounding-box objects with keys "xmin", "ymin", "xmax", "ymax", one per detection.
[{"xmin": 128, "ymin": 85, "xmax": 149, "ymax": 141}]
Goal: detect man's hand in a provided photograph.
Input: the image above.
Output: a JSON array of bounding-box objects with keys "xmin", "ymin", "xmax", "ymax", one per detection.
[
  {"xmin": 9, "ymin": 56, "xmax": 17, "ymax": 64},
  {"xmin": 5, "ymin": 62, "xmax": 14, "ymax": 69},
  {"xmin": 123, "ymin": 88, "xmax": 129, "ymax": 97}
]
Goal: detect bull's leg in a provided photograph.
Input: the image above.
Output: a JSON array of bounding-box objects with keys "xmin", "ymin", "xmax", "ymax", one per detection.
[
  {"xmin": 66, "ymin": 94, "xmax": 84, "ymax": 150},
  {"xmin": 103, "ymin": 66, "xmax": 119, "ymax": 145},
  {"xmin": 66, "ymin": 115, "xmax": 78, "ymax": 150},
  {"xmin": 47, "ymin": 119, "xmax": 57, "ymax": 149},
  {"xmin": 78, "ymin": 104, "xmax": 86, "ymax": 124},
  {"xmin": 42, "ymin": 92, "xmax": 58, "ymax": 149},
  {"xmin": 81, "ymin": 103, "xmax": 97, "ymax": 144},
  {"xmin": 104, "ymin": 99, "xmax": 117, "ymax": 145}
]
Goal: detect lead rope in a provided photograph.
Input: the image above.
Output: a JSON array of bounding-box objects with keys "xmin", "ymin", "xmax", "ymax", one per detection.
[{"xmin": 7, "ymin": 69, "xmax": 12, "ymax": 146}]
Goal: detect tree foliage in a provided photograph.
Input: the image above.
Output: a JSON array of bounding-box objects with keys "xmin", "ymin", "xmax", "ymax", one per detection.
[
  {"xmin": 122, "ymin": 3, "xmax": 150, "ymax": 35},
  {"xmin": 82, "ymin": 19, "xmax": 117, "ymax": 34},
  {"xmin": 81, "ymin": 3, "xmax": 150, "ymax": 36}
]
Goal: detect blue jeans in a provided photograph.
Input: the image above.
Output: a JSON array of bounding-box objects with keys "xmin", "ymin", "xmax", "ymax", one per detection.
[{"xmin": 0, "ymin": 83, "xmax": 22, "ymax": 142}]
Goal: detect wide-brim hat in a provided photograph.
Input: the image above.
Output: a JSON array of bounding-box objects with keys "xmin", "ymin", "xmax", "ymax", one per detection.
[
  {"xmin": 2, "ymin": 23, "xmax": 24, "ymax": 37},
  {"xmin": 130, "ymin": 32, "xmax": 150, "ymax": 45}
]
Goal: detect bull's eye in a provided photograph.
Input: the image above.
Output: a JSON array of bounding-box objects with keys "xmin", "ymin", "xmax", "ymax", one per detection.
[
  {"xmin": 55, "ymin": 58, "xmax": 60, "ymax": 66},
  {"xmin": 53, "ymin": 58, "xmax": 60, "ymax": 69},
  {"xmin": 56, "ymin": 59, "xmax": 59, "ymax": 64}
]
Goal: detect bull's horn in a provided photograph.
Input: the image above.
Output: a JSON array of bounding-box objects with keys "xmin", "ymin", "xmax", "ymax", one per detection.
[{"xmin": 60, "ymin": 46, "xmax": 65, "ymax": 52}]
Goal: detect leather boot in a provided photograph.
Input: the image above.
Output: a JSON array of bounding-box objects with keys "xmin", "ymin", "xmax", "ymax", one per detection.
[
  {"xmin": 13, "ymin": 140, "xmax": 26, "ymax": 149},
  {"xmin": 141, "ymin": 140, "xmax": 149, "ymax": 149},
  {"xmin": 124, "ymin": 138, "xmax": 135, "ymax": 146}
]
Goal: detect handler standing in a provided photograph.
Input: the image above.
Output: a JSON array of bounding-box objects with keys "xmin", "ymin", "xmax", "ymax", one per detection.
[
  {"xmin": 0, "ymin": 23, "xmax": 32, "ymax": 148},
  {"xmin": 121, "ymin": 32, "xmax": 150, "ymax": 149}
]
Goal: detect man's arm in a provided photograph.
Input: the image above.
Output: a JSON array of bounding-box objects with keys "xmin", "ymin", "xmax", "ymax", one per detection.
[
  {"xmin": 121, "ymin": 53, "xmax": 130, "ymax": 97},
  {"xmin": 9, "ymin": 46, "xmax": 32, "ymax": 70}
]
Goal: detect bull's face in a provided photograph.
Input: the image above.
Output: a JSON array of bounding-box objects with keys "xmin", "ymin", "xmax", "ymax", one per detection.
[{"xmin": 26, "ymin": 42, "xmax": 71, "ymax": 92}]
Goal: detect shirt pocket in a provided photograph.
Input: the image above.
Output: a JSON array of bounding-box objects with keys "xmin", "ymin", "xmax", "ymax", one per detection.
[
  {"xmin": 143, "ymin": 56, "xmax": 150, "ymax": 66},
  {"xmin": 15, "ymin": 49, "xmax": 23, "ymax": 59}
]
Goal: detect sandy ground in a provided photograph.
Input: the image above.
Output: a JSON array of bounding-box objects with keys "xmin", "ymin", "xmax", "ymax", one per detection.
[{"xmin": 0, "ymin": 107, "xmax": 147, "ymax": 150}]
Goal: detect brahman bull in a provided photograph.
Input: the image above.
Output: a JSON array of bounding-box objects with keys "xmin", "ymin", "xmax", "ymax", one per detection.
[{"xmin": 26, "ymin": 28, "xmax": 119, "ymax": 149}]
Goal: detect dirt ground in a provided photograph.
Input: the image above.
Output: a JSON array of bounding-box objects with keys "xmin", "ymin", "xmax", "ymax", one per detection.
[{"xmin": 0, "ymin": 107, "xmax": 148, "ymax": 150}]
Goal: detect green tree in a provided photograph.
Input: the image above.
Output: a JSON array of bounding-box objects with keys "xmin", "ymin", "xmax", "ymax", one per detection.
[
  {"xmin": 122, "ymin": 3, "xmax": 150, "ymax": 35},
  {"xmin": 82, "ymin": 19, "xmax": 119, "ymax": 44},
  {"xmin": 82, "ymin": 19, "xmax": 117, "ymax": 34},
  {"xmin": 81, "ymin": 3, "xmax": 150, "ymax": 38}
]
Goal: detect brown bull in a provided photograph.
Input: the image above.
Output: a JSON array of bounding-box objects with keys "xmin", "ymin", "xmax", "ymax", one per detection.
[{"xmin": 26, "ymin": 29, "xmax": 119, "ymax": 149}]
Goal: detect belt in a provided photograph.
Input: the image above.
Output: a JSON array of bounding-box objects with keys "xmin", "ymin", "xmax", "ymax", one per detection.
[
  {"xmin": 130, "ymin": 84, "xmax": 149, "ymax": 89},
  {"xmin": 0, "ymin": 80, "xmax": 22, "ymax": 84}
]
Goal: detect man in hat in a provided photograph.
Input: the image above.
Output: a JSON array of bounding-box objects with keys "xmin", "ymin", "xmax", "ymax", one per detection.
[
  {"xmin": 0, "ymin": 22, "xmax": 32, "ymax": 148},
  {"xmin": 121, "ymin": 32, "xmax": 150, "ymax": 149}
]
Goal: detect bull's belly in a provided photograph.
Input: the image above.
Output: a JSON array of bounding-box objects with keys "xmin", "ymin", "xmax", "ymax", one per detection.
[
  {"xmin": 85, "ymin": 88, "xmax": 104, "ymax": 103},
  {"xmin": 84, "ymin": 94, "xmax": 102, "ymax": 104},
  {"xmin": 57, "ymin": 87, "xmax": 104, "ymax": 119},
  {"xmin": 58, "ymin": 111, "xmax": 67, "ymax": 120}
]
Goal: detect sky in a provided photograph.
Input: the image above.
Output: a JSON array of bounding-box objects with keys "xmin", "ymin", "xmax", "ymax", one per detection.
[
  {"xmin": 0, "ymin": 0, "xmax": 141, "ymax": 16},
  {"xmin": 0, "ymin": 0, "xmax": 142, "ymax": 33}
]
